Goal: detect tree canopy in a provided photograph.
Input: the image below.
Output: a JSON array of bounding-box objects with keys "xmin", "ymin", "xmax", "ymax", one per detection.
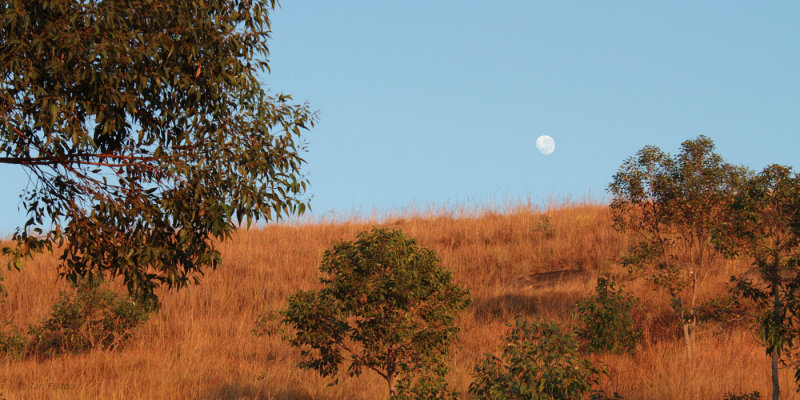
[
  {"xmin": 281, "ymin": 228, "xmax": 470, "ymax": 397},
  {"xmin": 608, "ymin": 135, "xmax": 748, "ymax": 359},
  {"xmin": 0, "ymin": 0, "xmax": 314, "ymax": 306},
  {"xmin": 716, "ymin": 164, "xmax": 800, "ymax": 399}
]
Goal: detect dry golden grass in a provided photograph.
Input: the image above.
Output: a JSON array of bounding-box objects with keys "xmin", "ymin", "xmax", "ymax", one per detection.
[{"xmin": 0, "ymin": 201, "xmax": 795, "ymax": 399}]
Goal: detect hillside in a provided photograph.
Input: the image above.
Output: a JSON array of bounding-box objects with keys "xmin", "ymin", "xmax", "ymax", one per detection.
[{"xmin": 0, "ymin": 203, "xmax": 792, "ymax": 399}]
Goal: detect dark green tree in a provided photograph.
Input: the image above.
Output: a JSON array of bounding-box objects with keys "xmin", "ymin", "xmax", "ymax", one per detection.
[
  {"xmin": 0, "ymin": 1, "xmax": 314, "ymax": 306},
  {"xmin": 714, "ymin": 165, "xmax": 800, "ymax": 400},
  {"xmin": 608, "ymin": 135, "xmax": 747, "ymax": 360},
  {"xmin": 280, "ymin": 228, "xmax": 470, "ymax": 398}
]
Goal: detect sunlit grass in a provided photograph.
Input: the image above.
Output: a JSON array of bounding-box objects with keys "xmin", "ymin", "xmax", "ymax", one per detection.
[{"xmin": 0, "ymin": 201, "xmax": 790, "ymax": 399}]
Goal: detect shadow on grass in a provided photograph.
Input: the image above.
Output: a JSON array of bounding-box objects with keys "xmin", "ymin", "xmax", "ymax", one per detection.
[
  {"xmin": 204, "ymin": 383, "xmax": 335, "ymax": 400},
  {"xmin": 472, "ymin": 290, "xmax": 585, "ymax": 322},
  {"xmin": 203, "ymin": 383, "xmax": 265, "ymax": 400}
]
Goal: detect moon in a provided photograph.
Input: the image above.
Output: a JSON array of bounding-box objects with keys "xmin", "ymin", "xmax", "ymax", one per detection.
[{"xmin": 536, "ymin": 135, "xmax": 555, "ymax": 155}]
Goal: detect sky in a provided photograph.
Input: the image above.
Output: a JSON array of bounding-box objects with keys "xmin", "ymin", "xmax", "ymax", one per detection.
[{"xmin": 1, "ymin": 1, "xmax": 799, "ymax": 233}]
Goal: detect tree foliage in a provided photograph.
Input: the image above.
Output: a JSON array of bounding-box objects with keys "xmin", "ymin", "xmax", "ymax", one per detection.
[
  {"xmin": 469, "ymin": 317, "xmax": 607, "ymax": 400},
  {"xmin": 0, "ymin": 0, "xmax": 314, "ymax": 305},
  {"xmin": 575, "ymin": 276, "xmax": 642, "ymax": 355},
  {"xmin": 608, "ymin": 135, "xmax": 747, "ymax": 359},
  {"xmin": 714, "ymin": 164, "xmax": 800, "ymax": 399},
  {"xmin": 280, "ymin": 228, "xmax": 470, "ymax": 397}
]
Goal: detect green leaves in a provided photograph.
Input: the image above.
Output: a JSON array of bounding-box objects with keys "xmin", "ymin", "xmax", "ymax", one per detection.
[
  {"xmin": 279, "ymin": 228, "xmax": 470, "ymax": 397},
  {"xmin": 608, "ymin": 135, "xmax": 748, "ymax": 359},
  {"xmin": 469, "ymin": 317, "xmax": 606, "ymax": 400},
  {"xmin": 27, "ymin": 281, "xmax": 152, "ymax": 356},
  {"xmin": 575, "ymin": 277, "xmax": 642, "ymax": 355},
  {"xmin": 0, "ymin": 0, "xmax": 314, "ymax": 306},
  {"xmin": 715, "ymin": 164, "xmax": 800, "ymax": 390}
]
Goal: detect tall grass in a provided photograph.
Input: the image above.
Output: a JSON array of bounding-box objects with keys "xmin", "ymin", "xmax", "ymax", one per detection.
[{"xmin": 0, "ymin": 201, "xmax": 791, "ymax": 399}]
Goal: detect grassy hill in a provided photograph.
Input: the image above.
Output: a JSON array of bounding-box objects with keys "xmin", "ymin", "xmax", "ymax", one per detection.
[{"xmin": 0, "ymin": 202, "xmax": 791, "ymax": 399}]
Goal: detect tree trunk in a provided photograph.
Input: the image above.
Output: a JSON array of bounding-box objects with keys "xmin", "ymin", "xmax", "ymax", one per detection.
[
  {"xmin": 771, "ymin": 351, "xmax": 780, "ymax": 400},
  {"xmin": 689, "ymin": 320, "xmax": 696, "ymax": 360},
  {"xmin": 771, "ymin": 274, "xmax": 781, "ymax": 400},
  {"xmin": 682, "ymin": 275, "xmax": 698, "ymax": 362},
  {"xmin": 682, "ymin": 322, "xmax": 693, "ymax": 361},
  {"xmin": 387, "ymin": 374, "xmax": 396, "ymax": 398},
  {"xmin": 689, "ymin": 283, "xmax": 697, "ymax": 361}
]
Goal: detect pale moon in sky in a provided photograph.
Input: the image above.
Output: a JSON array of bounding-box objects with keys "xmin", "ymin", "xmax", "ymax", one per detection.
[{"xmin": 536, "ymin": 135, "xmax": 555, "ymax": 155}]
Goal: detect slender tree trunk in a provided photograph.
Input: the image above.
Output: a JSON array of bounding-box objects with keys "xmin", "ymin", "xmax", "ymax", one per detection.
[
  {"xmin": 689, "ymin": 279, "xmax": 697, "ymax": 361},
  {"xmin": 689, "ymin": 320, "xmax": 696, "ymax": 359},
  {"xmin": 682, "ymin": 274, "xmax": 698, "ymax": 361},
  {"xmin": 682, "ymin": 322, "xmax": 692, "ymax": 360},
  {"xmin": 387, "ymin": 374, "xmax": 396, "ymax": 398},
  {"xmin": 771, "ymin": 352, "xmax": 779, "ymax": 400},
  {"xmin": 771, "ymin": 275, "xmax": 781, "ymax": 400}
]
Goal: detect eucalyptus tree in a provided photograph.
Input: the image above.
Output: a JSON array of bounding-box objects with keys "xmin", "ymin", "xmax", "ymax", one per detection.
[
  {"xmin": 608, "ymin": 135, "xmax": 747, "ymax": 360},
  {"xmin": 715, "ymin": 165, "xmax": 800, "ymax": 400},
  {"xmin": 0, "ymin": 0, "xmax": 314, "ymax": 306}
]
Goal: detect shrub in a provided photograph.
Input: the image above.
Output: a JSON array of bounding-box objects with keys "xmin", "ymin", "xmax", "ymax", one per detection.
[
  {"xmin": 591, "ymin": 392, "xmax": 624, "ymax": 400},
  {"xmin": 722, "ymin": 392, "xmax": 760, "ymax": 400},
  {"xmin": 28, "ymin": 282, "xmax": 151, "ymax": 355},
  {"xmin": 533, "ymin": 215, "xmax": 556, "ymax": 239},
  {"xmin": 469, "ymin": 317, "xmax": 607, "ymax": 400},
  {"xmin": 0, "ymin": 323, "xmax": 25, "ymax": 360},
  {"xmin": 0, "ymin": 270, "xmax": 6, "ymax": 301},
  {"xmin": 575, "ymin": 276, "xmax": 642, "ymax": 354},
  {"xmin": 0, "ymin": 274, "xmax": 26, "ymax": 360},
  {"xmin": 278, "ymin": 227, "xmax": 470, "ymax": 398},
  {"xmin": 391, "ymin": 374, "xmax": 458, "ymax": 400}
]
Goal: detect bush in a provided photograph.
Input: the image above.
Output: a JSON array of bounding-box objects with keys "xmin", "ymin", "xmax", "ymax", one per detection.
[
  {"xmin": 469, "ymin": 317, "xmax": 607, "ymax": 400},
  {"xmin": 0, "ymin": 273, "xmax": 26, "ymax": 360},
  {"xmin": 278, "ymin": 227, "xmax": 470, "ymax": 398},
  {"xmin": 722, "ymin": 392, "xmax": 760, "ymax": 400},
  {"xmin": 575, "ymin": 276, "xmax": 642, "ymax": 354},
  {"xmin": 391, "ymin": 374, "xmax": 458, "ymax": 400},
  {"xmin": 0, "ymin": 270, "xmax": 6, "ymax": 301},
  {"xmin": 0, "ymin": 323, "xmax": 25, "ymax": 360},
  {"xmin": 28, "ymin": 282, "xmax": 151, "ymax": 355}
]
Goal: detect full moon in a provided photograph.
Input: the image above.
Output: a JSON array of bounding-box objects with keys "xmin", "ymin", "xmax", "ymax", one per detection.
[{"xmin": 536, "ymin": 135, "xmax": 555, "ymax": 155}]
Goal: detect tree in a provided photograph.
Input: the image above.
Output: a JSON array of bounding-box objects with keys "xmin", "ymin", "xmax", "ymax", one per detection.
[
  {"xmin": 0, "ymin": 1, "xmax": 314, "ymax": 306},
  {"xmin": 469, "ymin": 317, "xmax": 607, "ymax": 400},
  {"xmin": 280, "ymin": 228, "xmax": 470, "ymax": 398},
  {"xmin": 714, "ymin": 165, "xmax": 800, "ymax": 400},
  {"xmin": 608, "ymin": 135, "xmax": 747, "ymax": 360}
]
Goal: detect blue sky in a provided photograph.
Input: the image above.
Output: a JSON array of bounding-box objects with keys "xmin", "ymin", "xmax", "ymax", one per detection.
[{"xmin": 1, "ymin": 1, "xmax": 799, "ymax": 233}]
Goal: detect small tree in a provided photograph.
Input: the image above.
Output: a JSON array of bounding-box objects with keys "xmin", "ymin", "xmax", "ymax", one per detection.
[
  {"xmin": 714, "ymin": 165, "xmax": 800, "ymax": 400},
  {"xmin": 469, "ymin": 317, "xmax": 607, "ymax": 400},
  {"xmin": 575, "ymin": 276, "xmax": 642, "ymax": 355},
  {"xmin": 280, "ymin": 228, "xmax": 470, "ymax": 398},
  {"xmin": 608, "ymin": 135, "xmax": 747, "ymax": 360}
]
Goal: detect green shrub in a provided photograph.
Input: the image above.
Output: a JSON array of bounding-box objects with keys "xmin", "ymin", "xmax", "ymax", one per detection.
[
  {"xmin": 0, "ymin": 270, "xmax": 6, "ymax": 301},
  {"xmin": 533, "ymin": 215, "xmax": 556, "ymax": 239},
  {"xmin": 590, "ymin": 392, "xmax": 624, "ymax": 400},
  {"xmin": 28, "ymin": 282, "xmax": 151, "ymax": 355},
  {"xmin": 391, "ymin": 374, "xmax": 458, "ymax": 400},
  {"xmin": 575, "ymin": 276, "xmax": 642, "ymax": 354},
  {"xmin": 722, "ymin": 392, "xmax": 760, "ymax": 400},
  {"xmin": 0, "ymin": 324, "xmax": 25, "ymax": 359},
  {"xmin": 469, "ymin": 317, "xmax": 607, "ymax": 400},
  {"xmin": 0, "ymin": 273, "xmax": 26, "ymax": 360},
  {"xmin": 278, "ymin": 227, "xmax": 470, "ymax": 398}
]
